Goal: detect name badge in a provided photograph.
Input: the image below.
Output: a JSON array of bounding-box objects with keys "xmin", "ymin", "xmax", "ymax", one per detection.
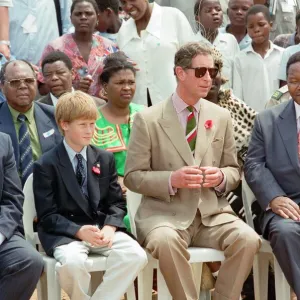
[{"xmin": 43, "ymin": 129, "xmax": 55, "ymax": 138}]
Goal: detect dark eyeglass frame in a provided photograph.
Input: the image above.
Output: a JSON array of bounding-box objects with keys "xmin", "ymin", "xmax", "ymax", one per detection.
[
  {"xmin": 186, "ymin": 67, "xmax": 219, "ymax": 79},
  {"xmin": 5, "ymin": 77, "xmax": 36, "ymax": 88}
]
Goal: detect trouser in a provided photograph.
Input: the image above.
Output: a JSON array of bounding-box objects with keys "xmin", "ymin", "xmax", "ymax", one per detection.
[
  {"xmin": 54, "ymin": 231, "xmax": 148, "ymax": 300},
  {"xmin": 144, "ymin": 212, "xmax": 261, "ymax": 300},
  {"xmin": 0, "ymin": 234, "xmax": 44, "ymax": 300}
]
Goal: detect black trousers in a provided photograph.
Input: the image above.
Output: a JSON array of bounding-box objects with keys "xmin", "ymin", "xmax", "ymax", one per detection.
[{"xmin": 0, "ymin": 234, "xmax": 44, "ymax": 300}]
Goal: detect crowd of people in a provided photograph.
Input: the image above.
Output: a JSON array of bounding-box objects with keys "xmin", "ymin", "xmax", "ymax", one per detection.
[{"xmin": 1, "ymin": 0, "xmax": 300, "ymax": 300}]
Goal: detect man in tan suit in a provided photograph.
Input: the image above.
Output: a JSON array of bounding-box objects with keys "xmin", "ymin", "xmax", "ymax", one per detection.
[{"xmin": 124, "ymin": 42, "xmax": 261, "ymax": 300}]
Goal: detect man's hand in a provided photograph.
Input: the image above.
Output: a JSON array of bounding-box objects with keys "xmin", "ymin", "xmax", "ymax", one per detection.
[
  {"xmin": 270, "ymin": 196, "xmax": 300, "ymax": 221},
  {"xmin": 171, "ymin": 166, "xmax": 203, "ymax": 189},
  {"xmin": 78, "ymin": 75, "xmax": 93, "ymax": 93},
  {"xmin": 118, "ymin": 176, "xmax": 127, "ymax": 195},
  {"xmin": 98, "ymin": 225, "xmax": 116, "ymax": 248},
  {"xmin": 75, "ymin": 225, "xmax": 103, "ymax": 247},
  {"xmin": 0, "ymin": 44, "xmax": 10, "ymax": 60},
  {"xmin": 199, "ymin": 167, "xmax": 224, "ymax": 188}
]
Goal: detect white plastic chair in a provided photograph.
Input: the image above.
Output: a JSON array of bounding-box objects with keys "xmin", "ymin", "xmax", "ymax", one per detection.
[
  {"xmin": 241, "ymin": 175, "xmax": 291, "ymax": 300},
  {"xmin": 127, "ymin": 190, "xmax": 226, "ymax": 300},
  {"xmin": 23, "ymin": 174, "xmax": 136, "ymax": 300}
]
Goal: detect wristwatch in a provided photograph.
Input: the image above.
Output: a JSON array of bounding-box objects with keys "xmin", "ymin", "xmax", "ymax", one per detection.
[{"xmin": 0, "ymin": 41, "xmax": 10, "ymax": 48}]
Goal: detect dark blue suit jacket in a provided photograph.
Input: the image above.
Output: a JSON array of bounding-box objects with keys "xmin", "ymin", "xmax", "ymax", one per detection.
[
  {"xmin": 245, "ymin": 99, "xmax": 300, "ymax": 237},
  {"xmin": 0, "ymin": 101, "xmax": 62, "ymax": 168},
  {"xmin": 0, "ymin": 132, "xmax": 24, "ymax": 239}
]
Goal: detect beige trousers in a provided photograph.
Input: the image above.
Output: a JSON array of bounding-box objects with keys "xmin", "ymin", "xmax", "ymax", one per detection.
[
  {"xmin": 54, "ymin": 232, "xmax": 148, "ymax": 300},
  {"xmin": 144, "ymin": 212, "xmax": 261, "ymax": 300}
]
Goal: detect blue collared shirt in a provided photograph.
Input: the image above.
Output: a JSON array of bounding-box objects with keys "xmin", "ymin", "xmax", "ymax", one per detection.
[
  {"xmin": 219, "ymin": 26, "xmax": 252, "ymax": 51},
  {"xmin": 9, "ymin": 0, "xmax": 73, "ymax": 64},
  {"xmin": 63, "ymin": 139, "xmax": 88, "ymax": 197}
]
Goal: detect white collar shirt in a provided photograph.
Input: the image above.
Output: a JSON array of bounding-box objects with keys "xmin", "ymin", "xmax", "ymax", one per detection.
[
  {"xmin": 195, "ymin": 31, "xmax": 240, "ymax": 89},
  {"xmin": 50, "ymin": 87, "xmax": 74, "ymax": 107},
  {"xmin": 295, "ymin": 101, "xmax": 300, "ymax": 132},
  {"xmin": 117, "ymin": 2, "xmax": 196, "ymax": 106},
  {"xmin": 278, "ymin": 44, "xmax": 300, "ymax": 81},
  {"xmin": 219, "ymin": 26, "xmax": 252, "ymax": 50},
  {"xmin": 233, "ymin": 42, "xmax": 284, "ymax": 112}
]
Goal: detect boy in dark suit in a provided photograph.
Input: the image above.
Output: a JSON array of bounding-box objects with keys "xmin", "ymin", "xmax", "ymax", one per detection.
[{"xmin": 33, "ymin": 91, "xmax": 147, "ymax": 300}]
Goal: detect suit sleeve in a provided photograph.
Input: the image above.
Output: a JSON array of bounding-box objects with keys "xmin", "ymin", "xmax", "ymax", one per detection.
[
  {"xmin": 219, "ymin": 110, "xmax": 241, "ymax": 194},
  {"xmin": 244, "ymin": 115, "xmax": 286, "ymax": 210},
  {"xmin": 103, "ymin": 154, "xmax": 127, "ymax": 229},
  {"xmin": 0, "ymin": 134, "xmax": 24, "ymax": 240},
  {"xmin": 33, "ymin": 161, "xmax": 81, "ymax": 237},
  {"xmin": 124, "ymin": 112, "xmax": 172, "ymax": 202}
]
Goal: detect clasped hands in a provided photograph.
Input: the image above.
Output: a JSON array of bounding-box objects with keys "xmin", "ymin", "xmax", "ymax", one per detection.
[
  {"xmin": 171, "ymin": 166, "xmax": 224, "ymax": 189},
  {"xmin": 270, "ymin": 196, "xmax": 300, "ymax": 221},
  {"xmin": 75, "ymin": 224, "xmax": 116, "ymax": 248}
]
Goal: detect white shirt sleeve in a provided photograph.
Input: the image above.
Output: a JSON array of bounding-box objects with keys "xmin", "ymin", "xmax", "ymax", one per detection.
[
  {"xmin": 0, "ymin": 232, "xmax": 5, "ymax": 245},
  {"xmin": 0, "ymin": 0, "xmax": 12, "ymax": 6},
  {"xmin": 278, "ymin": 49, "xmax": 289, "ymax": 81},
  {"xmin": 233, "ymin": 55, "xmax": 244, "ymax": 101},
  {"xmin": 175, "ymin": 8, "xmax": 196, "ymax": 45}
]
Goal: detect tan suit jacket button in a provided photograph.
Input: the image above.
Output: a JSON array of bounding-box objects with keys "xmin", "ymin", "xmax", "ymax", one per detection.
[
  {"xmin": 220, "ymin": 208, "xmax": 223, "ymax": 212},
  {"xmin": 172, "ymin": 212, "xmax": 176, "ymax": 216}
]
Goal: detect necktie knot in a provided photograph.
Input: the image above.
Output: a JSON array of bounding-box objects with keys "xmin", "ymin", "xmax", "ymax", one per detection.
[
  {"xmin": 187, "ymin": 106, "xmax": 194, "ymax": 113},
  {"xmin": 18, "ymin": 114, "xmax": 27, "ymax": 123},
  {"xmin": 76, "ymin": 153, "xmax": 83, "ymax": 163}
]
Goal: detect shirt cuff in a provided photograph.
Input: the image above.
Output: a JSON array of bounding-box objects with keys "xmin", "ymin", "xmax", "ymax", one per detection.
[
  {"xmin": 214, "ymin": 172, "xmax": 226, "ymax": 194},
  {"xmin": 168, "ymin": 172, "xmax": 177, "ymax": 195},
  {"xmin": 0, "ymin": 232, "xmax": 5, "ymax": 246}
]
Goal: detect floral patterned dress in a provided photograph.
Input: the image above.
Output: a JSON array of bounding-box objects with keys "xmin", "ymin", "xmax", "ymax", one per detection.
[{"xmin": 39, "ymin": 33, "xmax": 118, "ymax": 97}]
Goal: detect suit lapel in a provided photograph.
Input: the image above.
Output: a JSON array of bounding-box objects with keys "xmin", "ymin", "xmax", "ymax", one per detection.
[
  {"xmin": 0, "ymin": 102, "xmax": 20, "ymax": 165},
  {"xmin": 158, "ymin": 97, "xmax": 194, "ymax": 166},
  {"xmin": 277, "ymin": 100, "xmax": 300, "ymax": 175},
  {"xmin": 194, "ymin": 100, "xmax": 216, "ymax": 166},
  {"xmin": 87, "ymin": 146, "xmax": 100, "ymax": 211},
  {"xmin": 34, "ymin": 103, "xmax": 56, "ymax": 153},
  {"xmin": 57, "ymin": 142, "xmax": 93, "ymax": 219}
]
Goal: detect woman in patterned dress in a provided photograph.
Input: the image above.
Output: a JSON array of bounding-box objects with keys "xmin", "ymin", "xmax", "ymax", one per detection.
[
  {"xmin": 91, "ymin": 52, "xmax": 144, "ymax": 231},
  {"xmin": 39, "ymin": 0, "xmax": 118, "ymax": 97}
]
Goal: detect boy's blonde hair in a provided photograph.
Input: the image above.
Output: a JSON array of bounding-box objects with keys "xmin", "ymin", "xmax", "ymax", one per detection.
[{"xmin": 55, "ymin": 91, "xmax": 98, "ymax": 134}]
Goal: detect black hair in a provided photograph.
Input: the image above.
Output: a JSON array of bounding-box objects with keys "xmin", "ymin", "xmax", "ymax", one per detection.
[
  {"xmin": 99, "ymin": 52, "xmax": 136, "ymax": 84},
  {"xmin": 41, "ymin": 51, "xmax": 73, "ymax": 73},
  {"xmin": 0, "ymin": 60, "xmax": 36, "ymax": 84},
  {"xmin": 71, "ymin": 0, "xmax": 99, "ymax": 15},
  {"xmin": 296, "ymin": 9, "xmax": 300, "ymax": 24},
  {"xmin": 286, "ymin": 52, "xmax": 300, "ymax": 76},
  {"xmin": 95, "ymin": 0, "xmax": 119, "ymax": 15},
  {"xmin": 194, "ymin": 0, "xmax": 201, "ymax": 17},
  {"xmin": 245, "ymin": 4, "xmax": 271, "ymax": 23}
]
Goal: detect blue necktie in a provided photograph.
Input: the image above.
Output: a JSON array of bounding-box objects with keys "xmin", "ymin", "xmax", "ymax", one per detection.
[
  {"xmin": 18, "ymin": 114, "xmax": 34, "ymax": 185},
  {"xmin": 76, "ymin": 154, "xmax": 85, "ymax": 187}
]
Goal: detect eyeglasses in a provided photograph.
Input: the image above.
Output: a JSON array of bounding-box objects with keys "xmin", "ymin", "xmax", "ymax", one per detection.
[
  {"xmin": 186, "ymin": 67, "xmax": 219, "ymax": 79},
  {"xmin": 5, "ymin": 77, "xmax": 36, "ymax": 88}
]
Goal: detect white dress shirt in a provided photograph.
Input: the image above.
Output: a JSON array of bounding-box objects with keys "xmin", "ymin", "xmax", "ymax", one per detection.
[
  {"xmin": 195, "ymin": 31, "xmax": 240, "ymax": 88},
  {"xmin": 278, "ymin": 44, "xmax": 300, "ymax": 81},
  {"xmin": 0, "ymin": 0, "xmax": 12, "ymax": 6},
  {"xmin": 295, "ymin": 101, "xmax": 300, "ymax": 132},
  {"xmin": 0, "ymin": 232, "xmax": 5, "ymax": 245},
  {"xmin": 117, "ymin": 3, "xmax": 195, "ymax": 106},
  {"xmin": 233, "ymin": 42, "xmax": 284, "ymax": 112}
]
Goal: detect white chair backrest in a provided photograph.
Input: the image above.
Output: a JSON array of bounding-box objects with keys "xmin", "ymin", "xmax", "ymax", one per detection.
[
  {"xmin": 22, "ymin": 174, "xmax": 37, "ymax": 248},
  {"xmin": 126, "ymin": 190, "xmax": 142, "ymax": 238},
  {"xmin": 241, "ymin": 175, "xmax": 256, "ymax": 229}
]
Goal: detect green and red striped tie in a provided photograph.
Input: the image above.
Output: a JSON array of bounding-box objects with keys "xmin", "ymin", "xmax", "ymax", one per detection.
[{"xmin": 186, "ymin": 106, "xmax": 197, "ymax": 153}]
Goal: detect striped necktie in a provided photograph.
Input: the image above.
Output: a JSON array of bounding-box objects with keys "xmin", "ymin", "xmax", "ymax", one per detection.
[
  {"xmin": 18, "ymin": 114, "xmax": 34, "ymax": 185},
  {"xmin": 186, "ymin": 106, "xmax": 197, "ymax": 152}
]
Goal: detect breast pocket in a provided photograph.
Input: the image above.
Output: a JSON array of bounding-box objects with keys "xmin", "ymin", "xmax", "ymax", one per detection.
[{"xmin": 210, "ymin": 138, "xmax": 224, "ymax": 166}]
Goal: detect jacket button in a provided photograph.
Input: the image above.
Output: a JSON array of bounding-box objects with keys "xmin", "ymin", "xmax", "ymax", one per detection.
[
  {"xmin": 220, "ymin": 208, "xmax": 223, "ymax": 212},
  {"xmin": 172, "ymin": 212, "xmax": 176, "ymax": 216}
]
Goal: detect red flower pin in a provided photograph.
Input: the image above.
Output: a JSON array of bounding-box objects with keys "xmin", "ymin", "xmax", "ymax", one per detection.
[
  {"xmin": 92, "ymin": 163, "xmax": 101, "ymax": 175},
  {"xmin": 204, "ymin": 120, "xmax": 213, "ymax": 129}
]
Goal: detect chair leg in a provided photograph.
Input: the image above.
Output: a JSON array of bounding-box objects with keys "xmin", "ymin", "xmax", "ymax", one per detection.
[
  {"xmin": 46, "ymin": 262, "xmax": 61, "ymax": 300},
  {"xmin": 200, "ymin": 290, "xmax": 211, "ymax": 300},
  {"xmin": 37, "ymin": 272, "xmax": 48, "ymax": 300},
  {"xmin": 157, "ymin": 267, "xmax": 172, "ymax": 300},
  {"xmin": 137, "ymin": 264, "xmax": 153, "ymax": 300},
  {"xmin": 274, "ymin": 256, "xmax": 290, "ymax": 300},
  {"xmin": 192, "ymin": 262, "xmax": 203, "ymax": 298},
  {"xmin": 126, "ymin": 283, "xmax": 136, "ymax": 300},
  {"xmin": 252, "ymin": 252, "xmax": 270, "ymax": 300}
]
